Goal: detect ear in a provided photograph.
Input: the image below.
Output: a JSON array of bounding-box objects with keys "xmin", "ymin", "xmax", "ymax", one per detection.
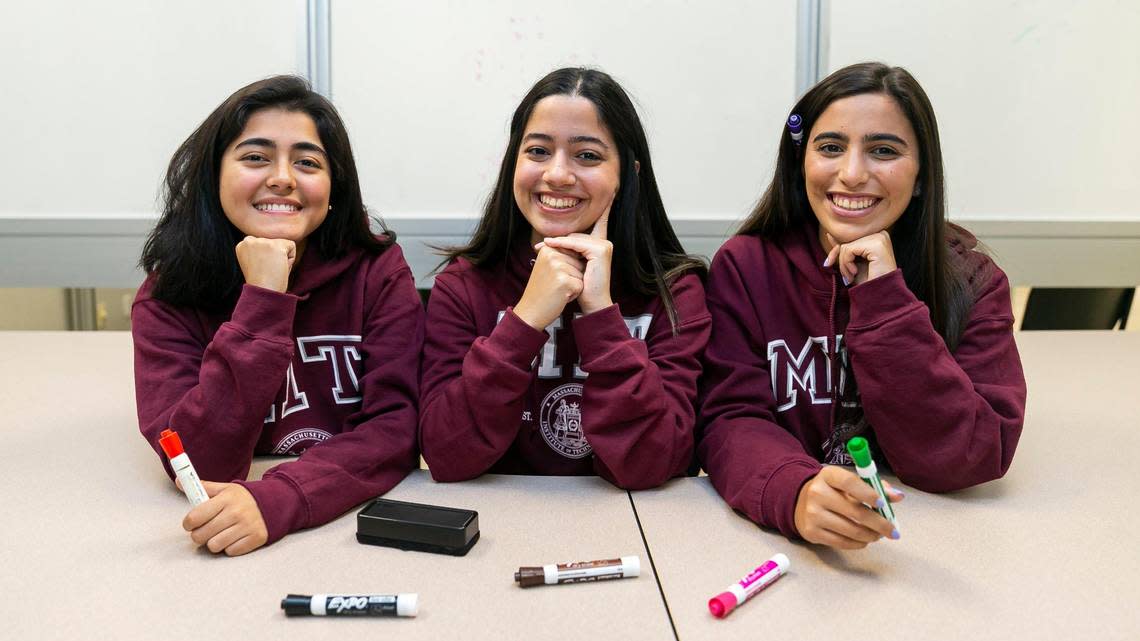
[{"xmin": 634, "ymin": 159, "xmax": 641, "ymax": 175}]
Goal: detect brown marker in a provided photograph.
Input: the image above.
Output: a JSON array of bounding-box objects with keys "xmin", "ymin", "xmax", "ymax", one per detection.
[{"xmin": 514, "ymin": 556, "xmax": 640, "ymax": 588}]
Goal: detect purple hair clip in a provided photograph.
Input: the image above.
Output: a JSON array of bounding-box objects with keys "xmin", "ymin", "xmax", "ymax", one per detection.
[{"xmin": 787, "ymin": 114, "xmax": 804, "ymax": 145}]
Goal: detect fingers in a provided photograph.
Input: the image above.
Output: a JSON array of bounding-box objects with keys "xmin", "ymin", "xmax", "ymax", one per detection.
[
  {"xmin": 822, "ymin": 466, "xmax": 880, "ymax": 506},
  {"xmin": 187, "ymin": 504, "xmax": 235, "ymax": 545},
  {"xmin": 882, "ymin": 479, "xmax": 906, "ymax": 503},
  {"xmin": 818, "ymin": 467, "xmax": 895, "ymax": 539},
  {"xmin": 221, "ymin": 534, "xmax": 263, "ymax": 557},
  {"xmin": 201, "ymin": 481, "xmax": 228, "ymax": 498},
  {"xmin": 536, "ymin": 244, "xmax": 586, "ymax": 272},
  {"xmin": 182, "ymin": 495, "xmax": 224, "ymax": 531},
  {"xmin": 590, "ymin": 207, "xmax": 610, "ymax": 240},
  {"xmin": 540, "ymin": 235, "xmax": 612, "ymax": 263},
  {"xmin": 205, "ymin": 523, "xmax": 244, "ymax": 553},
  {"xmin": 184, "ymin": 484, "xmax": 270, "ymax": 555},
  {"xmin": 821, "ymin": 231, "xmax": 896, "ymax": 285}
]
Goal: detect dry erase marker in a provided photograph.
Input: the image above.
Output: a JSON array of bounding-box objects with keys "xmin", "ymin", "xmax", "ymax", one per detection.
[
  {"xmin": 158, "ymin": 428, "xmax": 208, "ymax": 506},
  {"xmin": 787, "ymin": 114, "xmax": 804, "ymax": 144},
  {"xmin": 281, "ymin": 593, "xmax": 418, "ymax": 617},
  {"xmin": 515, "ymin": 556, "xmax": 640, "ymax": 588},
  {"xmin": 846, "ymin": 436, "xmax": 898, "ymax": 529},
  {"xmin": 708, "ymin": 554, "xmax": 790, "ymax": 618}
]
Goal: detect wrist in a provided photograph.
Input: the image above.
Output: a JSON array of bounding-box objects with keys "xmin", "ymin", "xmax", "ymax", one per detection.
[
  {"xmin": 579, "ymin": 296, "xmax": 613, "ymax": 315},
  {"xmin": 512, "ymin": 301, "xmax": 553, "ymax": 331}
]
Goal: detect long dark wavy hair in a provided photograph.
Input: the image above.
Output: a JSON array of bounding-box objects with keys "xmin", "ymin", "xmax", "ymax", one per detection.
[
  {"xmin": 440, "ymin": 67, "xmax": 705, "ymax": 329},
  {"xmin": 738, "ymin": 62, "xmax": 974, "ymax": 349},
  {"xmin": 141, "ymin": 75, "xmax": 393, "ymax": 309}
]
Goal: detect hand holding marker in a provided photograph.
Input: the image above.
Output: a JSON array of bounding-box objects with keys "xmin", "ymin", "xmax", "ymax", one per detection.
[
  {"xmin": 846, "ymin": 437, "xmax": 899, "ymax": 531},
  {"xmin": 158, "ymin": 428, "xmax": 209, "ymax": 506}
]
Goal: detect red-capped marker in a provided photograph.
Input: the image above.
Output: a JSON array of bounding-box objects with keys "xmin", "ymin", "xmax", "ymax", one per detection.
[
  {"xmin": 708, "ymin": 554, "xmax": 790, "ymax": 618},
  {"xmin": 158, "ymin": 429, "xmax": 209, "ymax": 506}
]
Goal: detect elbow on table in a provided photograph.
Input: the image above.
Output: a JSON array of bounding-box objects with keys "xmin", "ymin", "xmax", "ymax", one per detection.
[{"xmin": 892, "ymin": 449, "xmax": 1017, "ymax": 494}]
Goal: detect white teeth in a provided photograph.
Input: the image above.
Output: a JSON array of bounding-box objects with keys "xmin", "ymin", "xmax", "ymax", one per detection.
[
  {"xmin": 539, "ymin": 195, "xmax": 581, "ymax": 209},
  {"xmin": 255, "ymin": 203, "xmax": 300, "ymax": 212},
  {"xmin": 832, "ymin": 196, "xmax": 876, "ymax": 211}
]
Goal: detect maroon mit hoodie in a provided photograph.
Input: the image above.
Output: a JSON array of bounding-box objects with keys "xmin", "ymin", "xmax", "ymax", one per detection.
[
  {"xmin": 132, "ymin": 242, "xmax": 423, "ymax": 544},
  {"xmin": 420, "ymin": 242, "xmax": 710, "ymax": 489},
  {"xmin": 697, "ymin": 221, "xmax": 1026, "ymax": 539}
]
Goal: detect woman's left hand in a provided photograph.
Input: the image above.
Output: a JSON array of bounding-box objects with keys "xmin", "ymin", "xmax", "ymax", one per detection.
[
  {"xmin": 823, "ymin": 230, "xmax": 898, "ymax": 286},
  {"xmin": 182, "ymin": 481, "xmax": 269, "ymax": 556},
  {"xmin": 537, "ymin": 207, "xmax": 614, "ymax": 315}
]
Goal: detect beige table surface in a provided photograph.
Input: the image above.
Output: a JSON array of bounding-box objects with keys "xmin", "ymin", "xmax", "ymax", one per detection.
[
  {"xmin": 0, "ymin": 332, "xmax": 673, "ymax": 641},
  {"xmin": 631, "ymin": 331, "xmax": 1140, "ymax": 641}
]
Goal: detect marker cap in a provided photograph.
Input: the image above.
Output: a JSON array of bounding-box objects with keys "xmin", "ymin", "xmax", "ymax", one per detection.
[
  {"xmin": 708, "ymin": 591, "xmax": 738, "ymax": 618},
  {"xmin": 280, "ymin": 594, "xmax": 312, "ymax": 617},
  {"xmin": 158, "ymin": 428, "xmax": 184, "ymax": 459},
  {"xmin": 396, "ymin": 593, "xmax": 418, "ymax": 617},
  {"xmin": 846, "ymin": 436, "xmax": 872, "ymax": 467},
  {"xmin": 621, "ymin": 555, "xmax": 641, "ymax": 578}
]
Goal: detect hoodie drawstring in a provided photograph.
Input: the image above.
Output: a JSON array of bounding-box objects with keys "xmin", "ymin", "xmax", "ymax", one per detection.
[{"xmin": 828, "ymin": 272, "xmax": 840, "ymax": 435}]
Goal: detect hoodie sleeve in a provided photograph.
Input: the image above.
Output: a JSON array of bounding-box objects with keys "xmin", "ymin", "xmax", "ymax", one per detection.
[
  {"xmin": 697, "ymin": 240, "xmax": 822, "ymax": 539},
  {"xmin": 573, "ymin": 274, "xmax": 710, "ymax": 489},
  {"xmin": 844, "ymin": 264, "xmax": 1026, "ymax": 492},
  {"xmin": 419, "ymin": 273, "xmax": 550, "ymax": 481},
  {"xmin": 237, "ymin": 256, "xmax": 424, "ymax": 544},
  {"xmin": 133, "ymin": 284, "xmax": 298, "ymax": 484}
]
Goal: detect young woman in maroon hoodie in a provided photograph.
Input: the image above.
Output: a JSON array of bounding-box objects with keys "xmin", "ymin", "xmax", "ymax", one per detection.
[
  {"xmin": 133, "ymin": 76, "xmax": 423, "ymax": 555},
  {"xmin": 420, "ymin": 68, "xmax": 710, "ymax": 488},
  {"xmin": 698, "ymin": 63, "xmax": 1026, "ymax": 550}
]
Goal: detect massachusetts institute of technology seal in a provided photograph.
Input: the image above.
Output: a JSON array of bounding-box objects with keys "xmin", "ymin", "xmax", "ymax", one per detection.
[
  {"xmin": 538, "ymin": 383, "xmax": 592, "ymax": 459},
  {"xmin": 272, "ymin": 428, "xmax": 333, "ymax": 455}
]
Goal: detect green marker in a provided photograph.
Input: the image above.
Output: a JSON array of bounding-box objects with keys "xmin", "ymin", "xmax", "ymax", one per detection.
[{"xmin": 846, "ymin": 437, "xmax": 898, "ymax": 529}]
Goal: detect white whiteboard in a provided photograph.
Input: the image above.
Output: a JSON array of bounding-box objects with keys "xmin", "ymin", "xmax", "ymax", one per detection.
[
  {"xmin": 829, "ymin": 0, "xmax": 1140, "ymax": 221},
  {"xmin": 0, "ymin": 0, "xmax": 302, "ymax": 217},
  {"xmin": 331, "ymin": 0, "xmax": 797, "ymax": 222}
]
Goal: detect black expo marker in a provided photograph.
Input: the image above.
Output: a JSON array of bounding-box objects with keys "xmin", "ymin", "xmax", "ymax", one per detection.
[{"xmin": 281, "ymin": 593, "xmax": 418, "ymax": 617}]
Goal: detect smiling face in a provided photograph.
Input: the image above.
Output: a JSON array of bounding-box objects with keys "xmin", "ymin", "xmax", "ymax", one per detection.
[
  {"xmin": 218, "ymin": 108, "xmax": 331, "ymax": 254},
  {"xmin": 512, "ymin": 95, "xmax": 621, "ymax": 245},
  {"xmin": 803, "ymin": 93, "xmax": 920, "ymax": 250}
]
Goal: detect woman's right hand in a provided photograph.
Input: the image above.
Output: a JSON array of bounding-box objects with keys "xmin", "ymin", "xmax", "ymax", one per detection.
[
  {"xmin": 512, "ymin": 245, "xmax": 585, "ymax": 330},
  {"xmin": 235, "ymin": 236, "xmax": 296, "ymax": 293},
  {"xmin": 794, "ymin": 465, "xmax": 903, "ymax": 549}
]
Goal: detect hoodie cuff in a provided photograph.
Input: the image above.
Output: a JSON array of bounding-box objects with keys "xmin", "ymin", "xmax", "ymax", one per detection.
[
  {"xmin": 486, "ymin": 308, "xmax": 552, "ymax": 369},
  {"xmin": 572, "ymin": 304, "xmax": 628, "ymax": 365},
  {"xmin": 760, "ymin": 461, "xmax": 821, "ymax": 540},
  {"xmin": 237, "ymin": 475, "xmax": 308, "ymax": 545},
  {"xmin": 231, "ymin": 285, "xmax": 299, "ymax": 341},
  {"xmin": 847, "ymin": 269, "xmax": 922, "ymax": 330}
]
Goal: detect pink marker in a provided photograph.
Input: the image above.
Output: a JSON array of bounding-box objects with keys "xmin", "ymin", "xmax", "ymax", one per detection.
[{"xmin": 708, "ymin": 553, "xmax": 790, "ymax": 618}]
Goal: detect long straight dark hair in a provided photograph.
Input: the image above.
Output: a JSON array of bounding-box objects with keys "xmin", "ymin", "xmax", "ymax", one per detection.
[
  {"xmin": 141, "ymin": 75, "xmax": 393, "ymax": 309},
  {"xmin": 738, "ymin": 62, "xmax": 973, "ymax": 349},
  {"xmin": 440, "ymin": 67, "xmax": 705, "ymax": 329}
]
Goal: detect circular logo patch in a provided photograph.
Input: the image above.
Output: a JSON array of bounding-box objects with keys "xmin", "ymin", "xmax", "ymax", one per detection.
[
  {"xmin": 272, "ymin": 428, "xmax": 333, "ymax": 455},
  {"xmin": 538, "ymin": 383, "xmax": 592, "ymax": 459}
]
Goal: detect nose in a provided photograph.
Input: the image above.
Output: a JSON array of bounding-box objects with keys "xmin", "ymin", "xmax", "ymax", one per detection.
[
  {"xmin": 266, "ymin": 159, "xmax": 296, "ymax": 191},
  {"xmin": 542, "ymin": 151, "xmax": 576, "ymax": 187},
  {"xmin": 838, "ymin": 149, "xmax": 869, "ymax": 187}
]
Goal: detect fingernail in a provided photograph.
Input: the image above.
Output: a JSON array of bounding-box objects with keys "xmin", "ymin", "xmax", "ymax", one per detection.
[
  {"xmin": 893, "ymin": 489, "xmax": 906, "ymax": 498},
  {"xmin": 822, "ymin": 257, "xmax": 831, "ymax": 267},
  {"xmin": 842, "ymin": 276, "xmax": 850, "ymax": 287},
  {"xmin": 875, "ymin": 497, "xmax": 886, "ymax": 509},
  {"xmin": 890, "ymin": 529, "xmax": 901, "ymax": 540}
]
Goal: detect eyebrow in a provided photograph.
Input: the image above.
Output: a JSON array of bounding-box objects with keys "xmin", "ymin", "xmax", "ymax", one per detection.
[
  {"xmin": 812, "ymin": 131, "xmax": 909, "ymax": 147},
  {"xmin": 523, "ymin": 132, "xmax": 610, "ymax": 150},
  {"xmin": 234, "ymin": 137, "xmax": 328, "ymax": 156}
]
